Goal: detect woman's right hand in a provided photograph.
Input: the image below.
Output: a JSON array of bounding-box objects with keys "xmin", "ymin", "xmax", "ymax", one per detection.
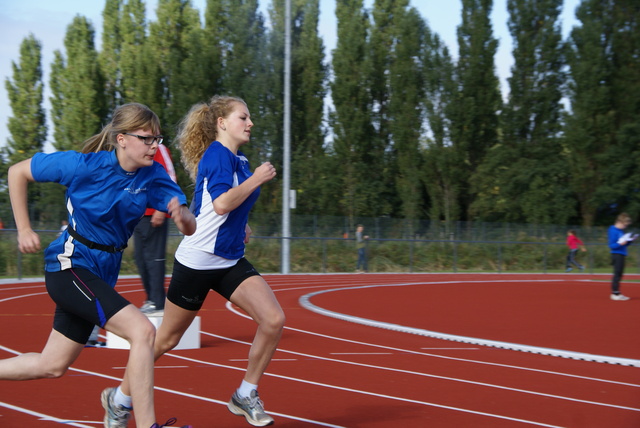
[{"xmin": 254, "ymin": 162, "xmax": 277, "ymax": 184}]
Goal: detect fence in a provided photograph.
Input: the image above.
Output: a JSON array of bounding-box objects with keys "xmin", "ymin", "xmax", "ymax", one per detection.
[{"xmin": 1, "ymin": 228, "xmax": 638, "ymax": 278}]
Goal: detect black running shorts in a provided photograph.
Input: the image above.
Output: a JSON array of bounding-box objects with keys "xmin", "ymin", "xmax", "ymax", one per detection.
[
  {"xmin": 167, "ymin": 258, "xmax": 261, "ymax": 311},
  {"xmin": 45, "ymin": 268, "xmax": 130, "ymax": 344}
]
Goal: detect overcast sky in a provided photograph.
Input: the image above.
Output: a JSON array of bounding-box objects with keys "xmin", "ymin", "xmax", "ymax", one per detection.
[{"xmin": 0, "ymin": 0, "xmax": 581, "ymax": 151}]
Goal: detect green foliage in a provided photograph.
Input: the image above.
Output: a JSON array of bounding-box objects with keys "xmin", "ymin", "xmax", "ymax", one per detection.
[
  {"xmin": 471, "ymin": 0, "xmax": 571, "ymax": 225},
  {"xmin": 330, "ymin": 0, "xmax": 376, "ymax": 221},
  {"xmin": 421, "ymin": 33, "xmax": 461, "ymax": 224},
  {"xmin": 3, "ymin": 34, "xmax": 54, "ymax": 223},
  {"xmin": 564, "ymin": 0, "xmax": 640, "ymax": 226},
  {"xmin": 50, "ymin": 16, "xmax": 106, "ymax": 152},
  {"xmin": 4, "ymin": 34, "xmax": 47, "ymax": 162}
]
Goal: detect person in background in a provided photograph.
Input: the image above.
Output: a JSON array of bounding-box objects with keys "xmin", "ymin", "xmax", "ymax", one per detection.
[
  {"xmin": 356, "ymin": 224, "xmax": 369, "ymax": 273},
  {"xmin": 57, "ymin": 219, "xmax": 68, "ymax": 236},
  {"xmin": 2, "ymin": 103, "xmax": 196, "ymax": 428},
  {"xmin": 134, "ymin": 145, "xmax": 178, "ymax": 315},
  {"xmin": 565, "ymin": 230, "xmax": 586, "ymax": 272},
  {"xmin": 608, "ymin": 213, "xmax": 634, "ymax": 301},
  {"xmin": 111, "ymin": 95, "xmax": 284, "ymax": 427}
]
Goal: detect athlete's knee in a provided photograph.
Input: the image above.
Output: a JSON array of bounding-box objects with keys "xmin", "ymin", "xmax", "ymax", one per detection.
[
  {"xmin": 128, "ymin": 318, "xmax": 156, "ymax": 348},
  {"xmin": 263, "ymin": 309, "xmax": 285, "ymax": 335},
  {"xmin": 39, "ymin": 360, "xmax": 70, "ymax": 379}
]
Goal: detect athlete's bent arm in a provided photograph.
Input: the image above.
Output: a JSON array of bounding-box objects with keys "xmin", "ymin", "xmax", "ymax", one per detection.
[
  {"xmin": 167, "ymin": 197, "xmax": 196, "ymax": 236},
  {"xmin": 8, "ymin": 159, "xmax": 40, "ymax": 253}
]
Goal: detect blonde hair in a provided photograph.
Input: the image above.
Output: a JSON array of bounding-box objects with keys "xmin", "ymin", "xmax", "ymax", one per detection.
[
  {"xmin": 82, "ymin": 103, "xmax": 161, "ymax": 153},
  {"xmin": 617, "ymin": 213, "xmax": 632, "ymax": 225},
  {"xmin": 177, "ymin": 95, "xmax": 247, "ymax": 181}
]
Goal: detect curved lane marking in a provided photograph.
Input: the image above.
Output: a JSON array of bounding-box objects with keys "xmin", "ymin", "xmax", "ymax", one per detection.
[{"xmin": 298, "ymin": 281, "xmax": 640, "ymax": 367}]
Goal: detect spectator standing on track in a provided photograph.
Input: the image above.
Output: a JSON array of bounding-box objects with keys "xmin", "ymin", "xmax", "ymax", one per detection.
[
  {"xmin": 2, "ymin": 103, "xmax": 196, "ymax": 428},
  {"xmin": 112, "ymin": 95, "xmax": 285, "ymax": 427},
  {"xmin": 565, "ymin": 230, "xmax": 586, "ymax": 272},
  {"xmin": 608, "ymin": 213, "xmax": 635, "ymax": 301},
  {"xmin": 134, "ymin": 145, "xmax": 178, "ymax": 315},
  {"xmin": 356, "ymin": 224, "xmax": 369, "ymax": 273}
]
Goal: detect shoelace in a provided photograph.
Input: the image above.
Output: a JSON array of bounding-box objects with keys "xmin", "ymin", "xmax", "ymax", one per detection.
[
  {"xmin": 247, "ymin": 394, "xmax": 265, "ymax": 411},
  {"xmin": 151, "ymin": 418, "xmax": 177, "ymax": 428}
]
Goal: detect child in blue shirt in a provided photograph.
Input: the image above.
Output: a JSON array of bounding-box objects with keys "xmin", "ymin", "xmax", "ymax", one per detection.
[{"xmin": 608, "ymin": 213, "xmax": 634, "ymax": 301}]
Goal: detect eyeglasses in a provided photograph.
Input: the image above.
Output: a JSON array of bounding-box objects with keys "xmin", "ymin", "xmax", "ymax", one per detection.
[{"xmin": 123, "ymin": 133, "xmax": 164, "ymax": 146}]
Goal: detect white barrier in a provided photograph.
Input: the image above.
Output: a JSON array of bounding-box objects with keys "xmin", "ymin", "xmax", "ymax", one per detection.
[{"xmin": 106, "ymin": 314, "xmax": 200, "ymax": 350}]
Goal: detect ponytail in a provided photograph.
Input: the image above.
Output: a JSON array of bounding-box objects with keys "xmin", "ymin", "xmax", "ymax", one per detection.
[
  {"xmin": 177, "ymin": 95, "xmax": 246, "ymax": 181},
  {"xmin": 82, "ymin": 124, "xmax": 115, "ymax": 153},
  {"xmin": 177, "ymin": 103, "xmax": 217, "ymax": 181},
  {"xmin": 81, "ymin": 103, "xmax": 161, "ymax": 153}
]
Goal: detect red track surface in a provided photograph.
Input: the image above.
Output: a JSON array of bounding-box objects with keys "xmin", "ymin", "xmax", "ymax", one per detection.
[{"xmin": 0, "ymin": 273, "xmax": 639, "ymax": 427}]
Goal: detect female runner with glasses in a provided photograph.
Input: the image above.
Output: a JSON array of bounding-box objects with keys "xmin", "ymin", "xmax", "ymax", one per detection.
[{"xmin": 3, "ymin": 103, "xmax": 196, "ymax": 428}]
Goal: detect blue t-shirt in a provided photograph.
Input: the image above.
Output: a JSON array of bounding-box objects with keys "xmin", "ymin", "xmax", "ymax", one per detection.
[
  {"xmin": 608, "ymin": 225, "xmax": 628, "ymax": 256},
  {"xmin": 180, "ymin": 141, "xmax": 260, "ymax": 260},
  {"xmin": 31, "ymin": 150, "xmax": 187, "ymax": 286}
]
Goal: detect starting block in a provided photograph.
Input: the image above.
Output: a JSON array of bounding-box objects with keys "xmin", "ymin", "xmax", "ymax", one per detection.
[{"xmin": 106, "ymin": 313, "xmax": 200, "ymax": 350}]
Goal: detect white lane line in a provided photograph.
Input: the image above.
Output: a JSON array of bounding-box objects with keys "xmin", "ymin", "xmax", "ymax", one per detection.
[
  {"xmin": 159, "ymin": 350, "xmax": 567, "ymax": 428},
  {"xmin": 330, "ymin": 352, "xmax": 393, "ymax": 355},
  {"xmin": 0, "ymin": 345, "xmax": 347, "ymax": 428},
  {"xmin": 0, "ymin": 401, "xmax": 95, "ymax": 427},
  {"xmin": 225, "ymin": 301, "xmax": 640, "ymax": 389},
  {"xmin": 298, "ymin": 281, "xmax": 640, "ymax": 367},
  {"xmin": 202, "ymin": 331, "xmax": 640, "ymax": 414}
]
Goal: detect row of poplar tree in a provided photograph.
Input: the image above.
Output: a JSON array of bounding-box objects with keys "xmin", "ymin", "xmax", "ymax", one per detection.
[{"xmin": 2, "ymin": 0, "xmax": 639, "ymax": 229}]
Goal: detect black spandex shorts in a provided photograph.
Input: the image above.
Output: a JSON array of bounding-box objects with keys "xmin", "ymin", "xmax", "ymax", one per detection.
[
  {"xmin": 45, "ymin": 268, "xmax": 130, "ymax": 344},
  {"xmin": 167, "ymin": 258, "xmax": 261, "ymax": 311}
]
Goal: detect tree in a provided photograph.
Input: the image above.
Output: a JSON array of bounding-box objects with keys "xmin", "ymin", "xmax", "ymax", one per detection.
[
  {"xmin": 330, "ymin": 0, "xmax": 376, "ymax": 221},
  {"xmin": 386, "ymin": 5, "xmax": 427, "ymax": 223},
  {"xmin": 4, "ymin": 34, "xmax": 47, "ymax": 163},
  {"xmin": 421, "ymin": 33, "xmax": 461, "ymax": 225},
  {"xmin": 3, "ymin": 35, "xmax": 49, "ymax": 225},
  {"xmin": 49, "ymin": 15, "xmax": 106, "ymax": 152},
  {"xmin": 452, "ymin": 0, "xmax": 502, "ymax": 219},
  {"xmin": 368, "ymin": 0, "xmax": 398, "ymax": 217},
  {"xmin": 120, "ymin": 0, "xmax": 163, "ymax": 111},
  {"xmin": 471, "ymin": 0, "xmax": 571, "ymax": 224},
  {"xmin": 564, "ymin": 0, "xmax": 640, "ymax": 225},
  {"xmin": 148, "ymin": 0, "xmax": 205, "ymax": 129},
  {"xmin": 99, "ymin": 0, "xmax": 123, "ymax": 114}
]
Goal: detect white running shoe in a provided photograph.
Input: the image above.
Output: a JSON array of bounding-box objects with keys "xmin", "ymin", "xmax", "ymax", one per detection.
[
  {"xmin": 228, "ymin": 389, "xmax": 274, "ymax": 426},
  {"xmin": 610, "ymin": 293, "xmax": 630, "ymax": 301},
  {"xmin": 101, "ymin": 387, "xmax": 132, "ymax": 428}
]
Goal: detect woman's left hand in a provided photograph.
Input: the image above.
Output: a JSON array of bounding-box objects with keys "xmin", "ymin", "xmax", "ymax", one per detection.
[{"xmin": 167, "ymin": 197, "xmax": 196, "ymax": 235}]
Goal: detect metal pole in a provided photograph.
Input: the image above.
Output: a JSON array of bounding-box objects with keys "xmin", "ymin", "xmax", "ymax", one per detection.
[{"xmin": 281, "ymin": 0, "xmax": 291, "ymax": 274}]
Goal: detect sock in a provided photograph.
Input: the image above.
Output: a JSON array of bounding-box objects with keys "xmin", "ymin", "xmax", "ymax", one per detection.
[
  {"xmin": 113, "ymin": 387, "xmax": 133, "ymax": 409},
  {"xmin": 237, "ymin": 380, "xmax": 258, "ymax": 398}
]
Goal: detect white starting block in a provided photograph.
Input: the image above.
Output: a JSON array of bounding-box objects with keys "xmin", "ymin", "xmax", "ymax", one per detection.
[{"xmin": 106, "ymin": 313, "xmax": 200, "ymax": 350}]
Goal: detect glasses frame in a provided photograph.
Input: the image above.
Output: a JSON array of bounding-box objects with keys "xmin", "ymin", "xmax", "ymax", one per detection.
[{"xmin": 123, "ymin": 132, "xmax": 164, "ymax": 146}]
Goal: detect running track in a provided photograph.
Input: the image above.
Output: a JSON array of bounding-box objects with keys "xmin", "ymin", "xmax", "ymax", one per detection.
[{"xmin": 0, "ymin": 273, "xmax": 639, "ymax": 427}]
